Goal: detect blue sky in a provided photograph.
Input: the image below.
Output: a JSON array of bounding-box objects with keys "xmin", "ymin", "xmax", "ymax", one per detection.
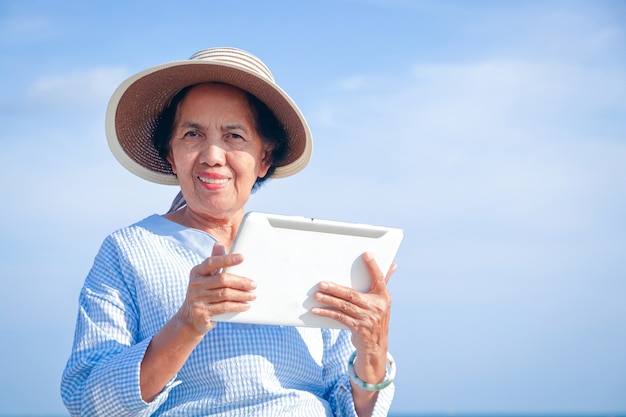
[{"xmin": 1, "ymin": 0, "xmax": 625, "ymax": 415}]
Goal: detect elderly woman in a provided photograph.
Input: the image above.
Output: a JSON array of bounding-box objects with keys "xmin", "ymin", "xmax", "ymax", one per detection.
[{"xmin": 61, "ymin": 48, "xmax": 397, "ymax": 417}]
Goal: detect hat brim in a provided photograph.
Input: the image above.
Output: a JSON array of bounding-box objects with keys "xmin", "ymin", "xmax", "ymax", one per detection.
[{"xmin": 106, "ymin": 59, "xmax": 312, "ymax": 185}]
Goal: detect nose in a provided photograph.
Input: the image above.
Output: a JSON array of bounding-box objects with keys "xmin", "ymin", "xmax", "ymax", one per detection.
[{"xmin": 201, "ymin": 138, "xmax": 226, "ymax": 167}]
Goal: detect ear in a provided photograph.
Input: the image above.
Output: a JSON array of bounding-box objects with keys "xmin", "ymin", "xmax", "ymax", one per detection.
[
  {"xmin": 166, "ymin": 153, "xmax": 177, "ymax": 175},
  {"xmin": 258, "ymin": 146, "xmax": 272, "ymax": 178}
]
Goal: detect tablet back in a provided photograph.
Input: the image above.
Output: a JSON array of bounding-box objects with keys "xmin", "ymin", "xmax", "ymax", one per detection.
[{"xmin": 213, "ymin": 212, "xmax": 404, "ymax": 329}]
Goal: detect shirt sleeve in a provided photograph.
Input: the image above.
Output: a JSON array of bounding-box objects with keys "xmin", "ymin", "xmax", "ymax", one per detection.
[
  {"xmin": 323, "ymin": 329, "xmax": 395, "ymax": 417},
  {"xmin": 60, "ymin": 235, "xmax": 180, "ymax": 416}
]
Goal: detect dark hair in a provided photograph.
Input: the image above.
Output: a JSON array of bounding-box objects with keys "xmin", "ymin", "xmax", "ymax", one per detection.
[{"xmin": 152, "ymin": 83, "xmax": 289, "ymax": 192}]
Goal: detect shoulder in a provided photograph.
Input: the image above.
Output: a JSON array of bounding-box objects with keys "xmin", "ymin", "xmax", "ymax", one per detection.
[
  {"xmin": 84, "ymin": 215, "xmax": 186, "ymax": 296},
  {"xmin": 108, "ymin": 214, "xmax": 165, "ymax": 240},
  {"xmin": 104, "ymin": 214, "xmax": 178, "ymax": 250},
  {"xmin": 91, "ymin": 215, "xmax": 168, "ymax": 265},
  {"xmin": 99, "ymin": 214, "xmax": 215, "ymax": 264}
]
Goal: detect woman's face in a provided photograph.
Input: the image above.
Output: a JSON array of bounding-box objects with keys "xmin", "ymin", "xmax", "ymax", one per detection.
[{"xmin": 166, "ymin": 83, "xmax": 271, "ymax": 224}]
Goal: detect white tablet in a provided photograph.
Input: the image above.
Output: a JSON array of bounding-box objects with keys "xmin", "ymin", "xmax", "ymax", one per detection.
[{"xmin": 213, "ymin": 212, "xmax": 404, "ymax": 329}]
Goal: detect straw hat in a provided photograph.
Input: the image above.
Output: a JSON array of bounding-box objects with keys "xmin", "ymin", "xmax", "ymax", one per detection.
[{"xmin": 105, "ymin": 47, "xmax": 313, "ymax": 185}]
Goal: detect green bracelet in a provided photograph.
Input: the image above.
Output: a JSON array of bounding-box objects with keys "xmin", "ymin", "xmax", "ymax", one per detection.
[{"xmin": 348, "ymin": 350, "xmax": 396, "ymax": 391}]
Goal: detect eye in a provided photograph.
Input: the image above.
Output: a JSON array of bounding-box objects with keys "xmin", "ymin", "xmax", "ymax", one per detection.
[
  {"xmin": 183, "ymin": 130, "xmax": 200, "ymax": 138},
  {"xmin": 226, "ymin": 132, "xmax": 245, "ymax": 141}
]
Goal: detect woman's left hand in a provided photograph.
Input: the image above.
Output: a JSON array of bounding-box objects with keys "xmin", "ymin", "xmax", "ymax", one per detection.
[{"xmin": 312, "ymin": 252, "xmax": 397, "ymax": 385}]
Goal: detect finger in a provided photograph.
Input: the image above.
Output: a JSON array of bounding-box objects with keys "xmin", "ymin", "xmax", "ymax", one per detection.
[
  {"xmin": 195, "ymin": 248, "xmax": 243, "ymax": 276},
  {"xmin": 314, "ymin": 279, "xmax": 392, "ymax": 328},
  {"xmin": 311, "ymin": 306, "xmax": 359, "ymax": 329},
  {"xmin": 312, "ymin": 283, "xmax": 369, "ymax": 322},
  {"xmin": 363, "ymin": 253, "xmax": 399, "ymax": 291},
  {"xmin": 185, "ymin": 276, "xmax": 257, "ymax": 317},
  {"xmin": 207, "ymin": 300, "xmax": 255, "ymax": 315},
  {"xmin": 182, "ymin": 296, "xmax": 255, "ymax": 333},
  {"xmin": 314, "ymin": 288, "xmax": 388, "ymax": 326},
  {"xmin": 362, "ymin": 252, "xmax": 388, "ymax": 294},
  {"xmin": 190, "ymin": 269, "xmax": 257, "ymax": 292},
  {"xmin": 195, "ymin": 285, "xmax": 258, "ymax": 304},
  {"xmin": 315, "ymin": 281, "xmax": 369, "ymax": 312},
  {"xmin": 313, "ymin": 285, "xmax": 391, "ymax": 336},
  {"xmin": 384, "ymin": 262, "xmax": 398, "ymax": 285}
]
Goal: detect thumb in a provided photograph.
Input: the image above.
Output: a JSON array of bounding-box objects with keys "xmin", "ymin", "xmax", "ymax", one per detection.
[{"xmin": 212, "ymin": 242, "xmax": 227, "ymax": 257}]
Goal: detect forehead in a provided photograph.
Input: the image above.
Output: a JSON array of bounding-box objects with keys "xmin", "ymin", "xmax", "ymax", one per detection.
[{"xmin": 178, "ymin": 83, "xmax": 252, "ymax": 116}]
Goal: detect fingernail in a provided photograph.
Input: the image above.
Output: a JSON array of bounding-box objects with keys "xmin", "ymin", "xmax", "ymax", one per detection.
[{"xmin": 319, "ymin": 281, "xmax": 329, "ymax": 289}]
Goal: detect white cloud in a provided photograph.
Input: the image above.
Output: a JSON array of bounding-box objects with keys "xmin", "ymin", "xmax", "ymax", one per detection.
[
  {"xmin": 25, "ymin": 67, "xmax": 129, "ymax": 110},
  {"xmin": 334, "ymin": 74, "xmax": 387, "ymax": 92},
  {"xmin": 0, "ymin": 15, "xmax": 54, "ymax": 45},
  {"xmin": 305, "ymin": 56, "xmax": 626, "ymax": 239}
]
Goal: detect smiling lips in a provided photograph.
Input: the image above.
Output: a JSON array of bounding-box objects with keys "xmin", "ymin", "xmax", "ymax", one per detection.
[{"xmin": 198, "ymin": 174, "xmax": 229, "ymax": 189}]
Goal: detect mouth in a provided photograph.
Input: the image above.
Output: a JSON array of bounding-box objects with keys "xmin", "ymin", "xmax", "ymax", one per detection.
[{"xmin": 198, "ymin": 176, "xmax": 229, "ymax": 185}]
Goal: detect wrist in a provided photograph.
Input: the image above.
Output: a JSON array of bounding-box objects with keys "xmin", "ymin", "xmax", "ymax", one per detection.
[
  {"xmin": 348, "ymin": 351, "xmax": 396, "ymax": 392},
  {"xmin": 173, "ymin": 309, "xmax": 214, "ymax": 338}
]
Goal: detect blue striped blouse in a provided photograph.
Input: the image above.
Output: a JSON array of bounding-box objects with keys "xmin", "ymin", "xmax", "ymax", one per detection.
[{"xmin": 61, "ymin": 214, "xmax": 394, "ymax": 416}]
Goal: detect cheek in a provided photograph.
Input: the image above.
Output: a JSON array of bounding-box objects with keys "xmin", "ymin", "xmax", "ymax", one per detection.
[{"xmin": 232, "ymin": 150, "xmax": 267, "ymax": 177}]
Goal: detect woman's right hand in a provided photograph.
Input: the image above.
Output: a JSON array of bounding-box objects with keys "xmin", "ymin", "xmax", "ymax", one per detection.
[
  {"xmin": 141, "ymin": 243, "xmax": 253, "ymax": 401},
  {"xmin": 175, "ymin": 242, "xmax": 256, "ymax": 335}
]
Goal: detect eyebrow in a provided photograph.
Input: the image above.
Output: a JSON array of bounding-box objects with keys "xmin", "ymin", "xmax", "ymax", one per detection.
[
  {"xmin": 178, "ymin": 121, "xmax": 204, "ymax": 130},
  {"xmin": 177, "ymin": 121, "xmax": 249, "ymax": 132},
  {"xmin": 223, "ymin": 123, "xmax": 248, "ymax": 132}
]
